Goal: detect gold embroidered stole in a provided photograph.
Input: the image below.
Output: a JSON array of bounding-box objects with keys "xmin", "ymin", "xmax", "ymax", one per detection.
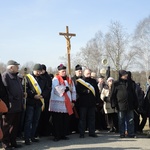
[
  {"xmin": 26, "ymin": 74, "xmax": 45, "ymax": 111},
  {"xmin": 76, "ymin": 78, "xmax": 95, "ymax": 96}
]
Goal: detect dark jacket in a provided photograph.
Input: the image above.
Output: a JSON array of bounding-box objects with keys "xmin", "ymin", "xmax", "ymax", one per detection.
[
  {"xmin": 41, "ymin": 72, "xmax": 52, "ymax": 111},
  {"xmin": 72, "ymin": 75, "xmax": 83, "ymax": 108},
  {"xmin": 2, "ymin": 71, "xmax": 24, "ymax": 113},
  {"xmin": 0, "ymin": 74, "xmax": 8, "ymax": 108},
  {"xmin": 135, "ymin": 83, "xmax": 145, "ymax": 113},
  {"xmin": 76, "ymin": 76, "xmax": 100, "ymax": 107},
  {"xmin": 41, "ymin": 72, "xmax": 52, "ymax": 88},
  {"xmin": 110, "ymin": 78, "xmax": 138, "ymax": 111},
  {"xmin": 72, "ymin": 75, "xmax": 82, "ymax": 86},
  {"xmin": 41, "ymin": 72, "xmax": 52, "ymax": 102},
  {"xmin": 144, "ymin": 86, "xmax": 150, "ymax": 117},
  {"xmin": 26, "ymin": 73, "xmax": 50, "ymax": 107}
]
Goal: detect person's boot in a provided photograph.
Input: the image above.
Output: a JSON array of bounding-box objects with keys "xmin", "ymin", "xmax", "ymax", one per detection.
[
  {"xmin": 25, "ymin": 139, "xmax": 31, "ymax": 145},
  {"xmin": 2, "ymin": 143, "xmax": 13, "ymax": 150},
  {"xmin": 11, "ymin": 141, "xmax": 22, "ymax": 148},
  {"xmin": 31, "ymin": 137, "xmax": 39, "ymax": 142}
]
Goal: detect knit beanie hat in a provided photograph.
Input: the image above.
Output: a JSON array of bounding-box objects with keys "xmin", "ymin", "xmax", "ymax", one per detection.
[
  {"xmin": 33, "ymin": 64, "xmax": 42, "ymax": 71},
  {"xmin": 41, "ymin": 64, "xmax": 46, "ymax": 71},
  {"xmin": 75, "ymin": 64, "xmax": 82, "ymax": 71},
  {"xmin": 119, "ymin": 70, "xmax": 127, "ymax": 76},
  {"xmin": 57, "ymin": 64, "xmax": 66, "ymax": 70}
]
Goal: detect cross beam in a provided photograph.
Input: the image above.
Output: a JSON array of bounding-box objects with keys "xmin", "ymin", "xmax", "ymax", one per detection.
[{"xmin": 59, "ymin": 26, "xmax": 76, "ymax": 75}]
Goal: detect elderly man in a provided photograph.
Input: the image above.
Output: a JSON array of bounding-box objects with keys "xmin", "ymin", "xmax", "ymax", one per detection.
[
  {"xmin": 49, "ymin": 64, "xmax": 76, "ymax": 141},
  {"xmin": 1, "ymin": 60, "xmax": 24, "ymax": 150},
  {"xmin": 76, "ymin": 69, "xmax": 100, "ymax": 138}
]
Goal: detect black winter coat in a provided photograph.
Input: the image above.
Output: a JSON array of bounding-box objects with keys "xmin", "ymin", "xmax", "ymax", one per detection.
[
  {"xmin": 76, "ymin": 77, "xmax": 100, "ymax": 107},
  {"xmin": 0, "ymin": 74, "xmax": 8, "ymax": 108},
  {"xmin": 2, "ymin": 71, "xmax": 24, "ymax": 113},
  {"xmin": 26, "ymin": 73, "xmax": 50, "ymax": 107},
  {"xmin": 41, "ymin": 72, "xmax": 52, "ymax": 102},
  {"xmin": 144, "ymin": 86, "xmax": 150, "ymax": 117},
  {"xmin": 72, "ymin": 75, "xmax": 83, "ymax": 108},
  {"xmin": 72, "ymin": 75, "xmax": 82, "ymax": 86},
  {"xmin": 110, "ymin": 78, "xmax": 138, "ymax": 111}
]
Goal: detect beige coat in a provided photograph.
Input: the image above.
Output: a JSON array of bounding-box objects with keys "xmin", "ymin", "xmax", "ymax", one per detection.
[{"xmin": 101, "ymin": 87, "xmax": 117, "ymax": 114}]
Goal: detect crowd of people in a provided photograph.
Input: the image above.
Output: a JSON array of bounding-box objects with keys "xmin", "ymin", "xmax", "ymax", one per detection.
[{"xmin": 0, "ymin": 60, "xmax": 150, "ymax": 150}]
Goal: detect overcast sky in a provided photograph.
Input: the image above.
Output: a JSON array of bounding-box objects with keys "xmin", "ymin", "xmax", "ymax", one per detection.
[{"xmin": 0, "ymin": 0, "xmax": 149, "ymax": 69}]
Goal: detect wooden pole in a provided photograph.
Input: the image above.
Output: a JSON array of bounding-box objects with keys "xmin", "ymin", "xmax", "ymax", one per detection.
[
  {"xmin": 59, "ymin": 26, "xmax": 76, "ymax": 75},
  {"xmin": 23, "ymin": 67, "xmax": 27, "ymax": 110}
]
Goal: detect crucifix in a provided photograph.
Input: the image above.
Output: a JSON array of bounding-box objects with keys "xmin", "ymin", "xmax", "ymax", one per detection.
[{"xmin": 59, "ymin": 26, "xmax": 76, "ymax": 75}]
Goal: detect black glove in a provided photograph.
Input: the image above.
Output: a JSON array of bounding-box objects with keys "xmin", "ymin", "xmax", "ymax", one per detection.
[
  {"xmin": 65, "ymin": 86, "xmax": 70, "ymax": 92},
  {"xmin": 137, "ymin": 106, "xmax": 145, "ymax": 114},
  {"xmin": 104, "ymin": 97, "xmax": 109, "ymax": 102}
]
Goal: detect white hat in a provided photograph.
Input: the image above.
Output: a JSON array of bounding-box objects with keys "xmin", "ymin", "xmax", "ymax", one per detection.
[{"xmin": 107, "ymin": 77, "xmax": 114, "ymax": 82}]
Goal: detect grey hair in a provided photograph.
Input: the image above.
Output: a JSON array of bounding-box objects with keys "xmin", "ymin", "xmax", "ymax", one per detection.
[{"xmin": 7, "ymin": 65, "xmax": 14, "ymax": 70}]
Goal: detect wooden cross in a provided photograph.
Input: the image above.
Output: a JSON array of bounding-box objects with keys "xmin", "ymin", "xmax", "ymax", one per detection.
[{"xmin": 59, "ymin": 26, "xmax": 76, "ymax": 75}]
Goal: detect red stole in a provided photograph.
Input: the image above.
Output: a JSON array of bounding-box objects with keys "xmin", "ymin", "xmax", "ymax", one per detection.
[{"xmin": 56, "ymin": 75, "xmax": 73, "ymax": 115}]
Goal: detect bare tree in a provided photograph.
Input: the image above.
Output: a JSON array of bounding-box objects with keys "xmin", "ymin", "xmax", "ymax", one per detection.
[
  {"xmin": 20, "ymin": 61, "xmax": 35, "ymax": 74},
  {"xmin": 72, "ymin": 52, "xmax": 83, "ymax": 68},
  {"xmin": 0, "ymin": 62, "xmax": 6, "ymax": 73},
  {"xmin": 75, "ymin": 31, "xmax": 104, "ymax": 75},
  {"xmin": 59, "ymin": 55, "xmax": 68, "ymax": 66},
  {"xmin": 133, "ymin": 16, "xmax": 150, "ymax": 81},
  {"xmin": 61, "ymin": 21, "xmax": 137, "ymax": 76},
  {"xmin": 47, "ymin": 66, "xmax": 57, "ymax": 75},
  {"xmin": 104, "ymin": 21, "xmax": 136, "ymax": 71}
]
